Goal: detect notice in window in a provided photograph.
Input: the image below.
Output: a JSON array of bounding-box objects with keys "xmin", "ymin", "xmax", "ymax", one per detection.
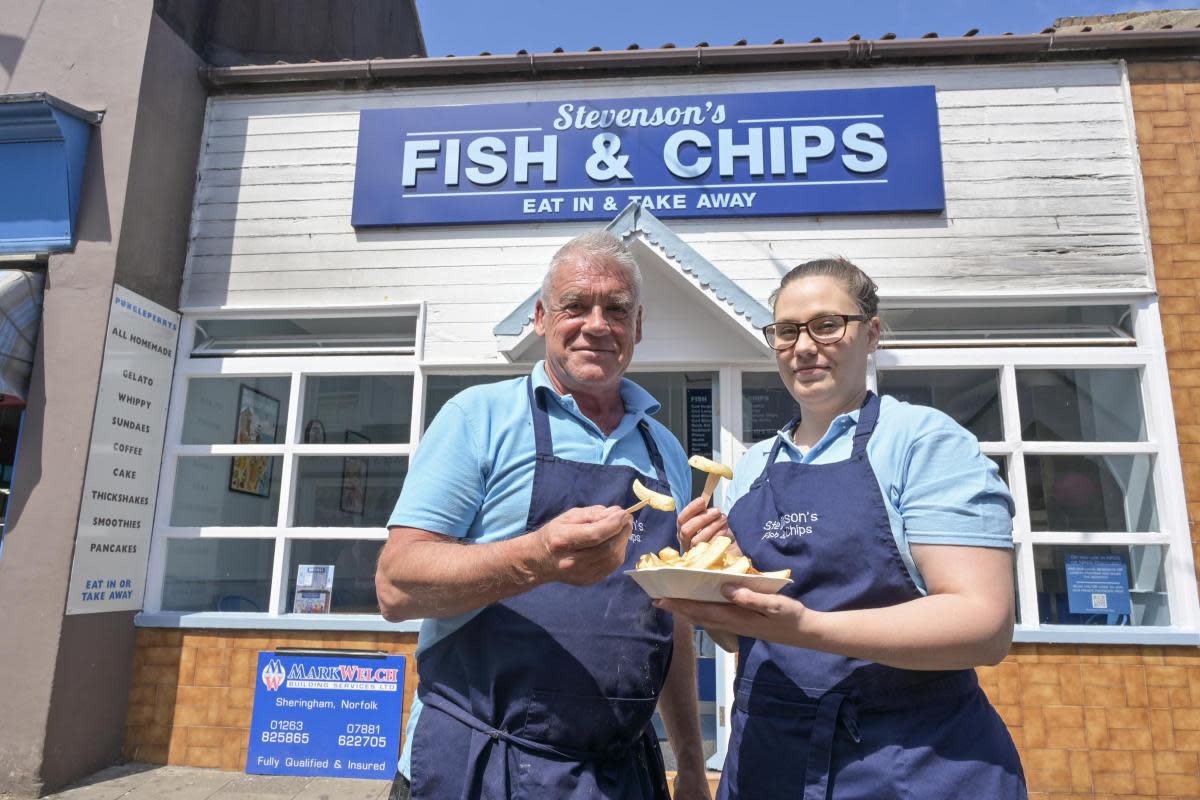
[
  {"xmin": 1065, "ymin": 553, "xmax": 1132, "ymax": 616},
  {"xmin": 65, "ymin": 285, "xmax": 179, "ymax": 614}
]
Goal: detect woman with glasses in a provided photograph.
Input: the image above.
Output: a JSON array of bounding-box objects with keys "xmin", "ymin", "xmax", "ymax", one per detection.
[{"xmin": 663, "ymin": 258, "xmax": 1026, "ymax": 799}]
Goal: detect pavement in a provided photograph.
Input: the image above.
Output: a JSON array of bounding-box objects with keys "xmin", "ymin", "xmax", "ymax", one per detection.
[{"xmin": 0, "ymin": 764, "xmax": 392, "ymax": 800}]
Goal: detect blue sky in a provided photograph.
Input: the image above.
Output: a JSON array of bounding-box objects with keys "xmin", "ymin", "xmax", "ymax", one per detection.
[{"xmin": 414, "ymin": 0, "xmax": 1198, "ymax": 56}]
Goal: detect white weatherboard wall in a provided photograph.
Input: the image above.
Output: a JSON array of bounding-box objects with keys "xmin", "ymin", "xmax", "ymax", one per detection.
[{"xmin": 185, "ymin": 61, "xmax": 1151, "ymax": 363}]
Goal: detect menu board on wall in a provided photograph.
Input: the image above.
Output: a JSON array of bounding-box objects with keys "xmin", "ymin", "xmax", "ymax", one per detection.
[
  {"xmin": 686, "ymin": 388, "xmax": 713, "ymax": 457},
  {"xmin": 66, "ymin": 285, "xmax": 179, "ymax": 614}
]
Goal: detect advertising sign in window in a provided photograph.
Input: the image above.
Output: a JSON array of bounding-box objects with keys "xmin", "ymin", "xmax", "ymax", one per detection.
[
  {"xmin": 353, "ymin": 86, "xmax": 944, "ymax": 226},
  {"xmin": 247, "ymin": 651, "xmax": 406, "ymax": 780}
]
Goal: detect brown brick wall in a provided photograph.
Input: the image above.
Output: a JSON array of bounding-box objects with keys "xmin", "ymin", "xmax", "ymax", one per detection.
[
  {"xmin": 123, "ymin": 629, "xmax": 418, "ymax": 772},
  {"xmin": 125, "ymin": 57, "xmax": 1200, "ymax": 799}
]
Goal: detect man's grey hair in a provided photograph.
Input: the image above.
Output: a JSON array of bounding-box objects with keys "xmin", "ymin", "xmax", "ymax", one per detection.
[{"xmin": 540, "ymin": 230, "xmax": 643, "ymax": 307}]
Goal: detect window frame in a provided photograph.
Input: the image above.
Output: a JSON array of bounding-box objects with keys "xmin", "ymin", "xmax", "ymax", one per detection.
[
  {"xmin": 872, "ymin": 296, "xmax": 1199, "ymax": 644},
  {"xmin": 143, "ymin": 309, "xmax": 424, "ymax": 626}
]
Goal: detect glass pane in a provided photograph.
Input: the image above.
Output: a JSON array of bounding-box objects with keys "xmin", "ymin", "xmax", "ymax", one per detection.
[
  {"xmin": 193, "ymin": 315, "xmax": 416, "ymax": 354},
  {"xmin": 876, "ymin": 369, "xmax": 1002, "ymax": 441},
  {"xmin": 301, "ymin": 375, "xmax": 413, "ymax": 444},
  {"xmin": 181, "ymin": 377, "xmax": 291, "ymax": 445},
  {"xmin": 988, "ymin": 455, "xmax": 1008, "ymax": 487},
  {"xmin": 1018, "ymin": 369, "xmax": 1145, "ymax": 442},
  {"xmin": 170, "ymin": 456, "xmax": 283, "ymax": 526},
  {"xmin": 293, "ymin": 456, "xmax": 408, "ymax": 528},
  {"xmin": 741, "ymin": 372, "xmax": 796, "ymax": 442},
  {"xmin": 882, "ymin": 304, "xmax": 1133, "ymax": 344},
  {"xmin": 286, "ymin": 539, "xmax": 384, "ymax": 614},
  {"xmin": 161, "ymin": 538, "xmax": 274, "ymax": 612},
  {"xmin": 424, "ymin": 374, "xmax": 521, "ymax": 430},
  {"xmin": 1033, "ymin": 544, "xmax": 1169, "ymax": 626},
  {"xmin": 1026, "ymin": 454, "xmax": 1157, "ymax": 532}
]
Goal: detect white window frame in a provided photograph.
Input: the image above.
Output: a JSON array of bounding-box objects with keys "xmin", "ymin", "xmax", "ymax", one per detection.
[
  {"xmin": 140, "ymin": 306, "xmax": 426, "ymax": 632},
  {"xmin": 872, "ymin": 296, "xmax": 1199, "ymax": 645}
]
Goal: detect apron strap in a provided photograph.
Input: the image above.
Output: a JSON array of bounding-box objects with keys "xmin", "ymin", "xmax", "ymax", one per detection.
[
  {"xmin": 420, "ymin": 685, "xmax": 637, "ymax": 765},
  {"xmin": 801, "ymin": 692, "xmax": 861, "ymax": 800},
  {"xmin": 850, "ymin": 392, "xmax": 880, "ymax": 459},
  {"xmin": 635, "ymin": 420, "xmax": 668, "ymax": 484},
  {"xmin": 527, "ymin": 376, "xmax": 668, "ymax": 485},
  {"xmin": 527, "ymin": 377, "xmax": 555, "ymax": 460}
]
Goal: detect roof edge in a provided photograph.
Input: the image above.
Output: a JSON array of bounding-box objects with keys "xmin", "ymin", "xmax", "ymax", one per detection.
[
  {"xmin": 202, "ymin": 29, "xmax": 1200, "ymax": 88},
  {"xmin": 611, "ymin": 203, "xmax": 773, "ymax": 330}
]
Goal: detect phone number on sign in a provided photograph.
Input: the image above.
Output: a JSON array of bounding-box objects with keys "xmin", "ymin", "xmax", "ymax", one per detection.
[{"xmin": 337, "ymin": 734, "xmax": 388, "ymax": 748}]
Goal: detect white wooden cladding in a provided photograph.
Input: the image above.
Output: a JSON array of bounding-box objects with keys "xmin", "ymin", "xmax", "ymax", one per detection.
[{"xmin": 184, "ymin": 62, "xmax": 1152, "ymax": 363}]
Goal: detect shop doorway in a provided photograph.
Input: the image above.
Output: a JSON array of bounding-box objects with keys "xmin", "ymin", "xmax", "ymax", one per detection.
[{"xmin": 628, "ymin": 369, "xmax": 721, "ymax": 769}]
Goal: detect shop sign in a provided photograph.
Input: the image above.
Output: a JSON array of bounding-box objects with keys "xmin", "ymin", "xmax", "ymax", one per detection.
[
  {"xmin": 352, "ymin": 85, "xmax": 944, "ymax": 227},
  {"xmin": 66, "ymin": 285, "xmax": 178, "ymax": 615},
  {"xmin": 1065, "ymin": 553, "xmax": 1132, "ymax": 617},
  {"xmin": 246, "ymin": 651, "xmax": 406, "ymax": 780}
]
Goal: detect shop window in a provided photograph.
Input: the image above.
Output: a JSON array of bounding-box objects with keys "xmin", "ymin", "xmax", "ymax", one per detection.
[
  {"xmin": 161, "ymin": 538, "xmax": 274, "ymax": 612},
  {"xmin": 192, "ymin": 314, "xmax": 416, "ymax": 356},
  {"xmin": 285, "ymin": 539, "xmax": 385, "ymax": 615},
  {"xmin": 877, "ymin": 368, "xmax": 1002, "ymax": 441},
  {"xmin": 881, "ymin": 304, "xmax": 1133, "ymax": 347},
  {"xmin": 423, "ymin": 373, "xmax": 521, "ymax": 429},
  {"xmin": 740, "ymin": 372, "xmax": 797, "ymax": 441},
  {"xmin": 740, "ymin": 299, "xmax": 1195, "ymax": 643},
  {"xmin": 147, "ymin": 311, "xmax": 418, "ymax": 618}
]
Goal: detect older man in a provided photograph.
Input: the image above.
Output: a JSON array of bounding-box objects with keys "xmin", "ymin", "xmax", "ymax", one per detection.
[{"xmin": 376, "ymin": 230, "xmax": 719, "ymax": 800}]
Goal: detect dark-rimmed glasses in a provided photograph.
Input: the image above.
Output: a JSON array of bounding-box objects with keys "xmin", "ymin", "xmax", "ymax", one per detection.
[{"xmin": 762, "ymin": 314, "xmax": 868, "ymax": 350}]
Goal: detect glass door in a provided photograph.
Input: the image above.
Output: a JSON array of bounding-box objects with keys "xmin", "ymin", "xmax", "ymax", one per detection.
[{"xmin": 629, "ymin": 370, "xmax": 720, "ymax": 771}]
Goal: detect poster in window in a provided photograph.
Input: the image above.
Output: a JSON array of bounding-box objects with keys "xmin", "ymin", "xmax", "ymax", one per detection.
[
  {"xmin": 229, "ymin": 385, "xmax": 279, "ymax": 498},
  {"xmin": 341, "ymin": 430, "xmax": 370, "ymax": 515},
  {"xmin": 294, "ymin": 564, "xmax": 334, "ymax": 613}
]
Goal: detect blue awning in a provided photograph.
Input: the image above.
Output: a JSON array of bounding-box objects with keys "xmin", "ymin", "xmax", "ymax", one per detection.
[{"xmin": 0, "ymin": 93, "xmax": 101, "ymax": 255}]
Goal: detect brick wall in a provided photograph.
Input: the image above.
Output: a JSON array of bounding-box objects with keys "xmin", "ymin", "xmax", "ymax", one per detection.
[{"xmin": 123, "ymin": 629, "xmax": 418, "ymax": 771}]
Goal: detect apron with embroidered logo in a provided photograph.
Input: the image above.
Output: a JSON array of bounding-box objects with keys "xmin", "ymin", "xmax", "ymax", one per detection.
[
  {"xmin": 408, "ymin": 378, "xmax": 678, "ymax": 799},
  {"xmin": 719, "ymin": 392, "xmax": 1026, "ymax": 800}
]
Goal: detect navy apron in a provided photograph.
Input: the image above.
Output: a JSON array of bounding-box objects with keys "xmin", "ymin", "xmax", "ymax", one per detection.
[
  {"xmin": 407, "ymin": 378, "xmax": 677, "ymax": 800},
  {"xmin": 719, "ymin": 393, "xmax": 1026, "ymax": 800}
]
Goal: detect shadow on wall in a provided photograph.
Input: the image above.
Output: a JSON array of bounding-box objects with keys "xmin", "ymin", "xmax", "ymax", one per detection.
[{"xmin": 76, "ymin": 126, "xmax": 113, "ymax": 246}]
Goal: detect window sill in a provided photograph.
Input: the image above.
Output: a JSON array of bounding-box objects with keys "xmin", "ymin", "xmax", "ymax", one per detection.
[
  {"xmin": 135, "ymin": 611, "xmax": 422, "ymax": 633},
  {"xmin": 1014, "ymin": 626, "xmax": 1200, "ymax": 646}
]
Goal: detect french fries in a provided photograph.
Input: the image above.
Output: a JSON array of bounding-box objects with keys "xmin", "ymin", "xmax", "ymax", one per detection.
[
  {"xmin": 625, "ymin": 478, "xmax": 676, "ymax": 514},
  {"xmin": 635, "ymin": 535, "xmax": 791, "ymax": 580}
]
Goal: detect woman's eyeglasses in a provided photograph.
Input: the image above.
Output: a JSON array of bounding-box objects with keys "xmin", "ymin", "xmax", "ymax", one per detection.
[{"xmin": 761, "ymin": 314, "xmax": 868, "ymax": 350}]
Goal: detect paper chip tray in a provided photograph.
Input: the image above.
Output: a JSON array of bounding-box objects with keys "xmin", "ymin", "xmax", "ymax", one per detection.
[{"xmin": 625, "ymin": 566, "xmax": 791, "ymax": 603}]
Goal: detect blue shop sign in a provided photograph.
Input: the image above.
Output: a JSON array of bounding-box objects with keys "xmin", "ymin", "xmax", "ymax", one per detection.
[
  {"xmin": 1065, "ymin": 553, "xmax": 1132, "ymax": 617},
  {"xmin": 352, "ymin": 86, "xmax": 945, "ymax": 227},
  {"xmin": 246, "ymin": 651, "xmax": 405, "ymax": 780}
]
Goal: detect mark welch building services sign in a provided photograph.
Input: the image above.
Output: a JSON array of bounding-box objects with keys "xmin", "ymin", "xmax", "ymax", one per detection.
[
  {"xmin": 246, "ymin": 652, "xmax": 406, "ymax": 780},
  {"xmin": 352, "ymin": 85, "xmax": 944, "ymax": 227},
  {"xmin": 66, "ymin": 285, "xmax": 178, "ymax": 615}
]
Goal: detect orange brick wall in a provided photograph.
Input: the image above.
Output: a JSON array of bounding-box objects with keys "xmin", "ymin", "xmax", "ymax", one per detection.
[
  {"xmin": 123, "ymin": 629, "xmax": 418, "ymax": 771},
  {"xmin": 125, "ymin": 57, "xmax": 1200, "ymax": 800}
]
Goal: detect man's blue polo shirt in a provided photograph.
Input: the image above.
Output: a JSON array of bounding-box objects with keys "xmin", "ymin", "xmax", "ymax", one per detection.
[
  {"xmin": 724, "ymin": 394, "xmax": 1014, "ymax": 593},
  {"xmin": 386, "ymin": 360, "xmax": 691, "ymax": 778}
]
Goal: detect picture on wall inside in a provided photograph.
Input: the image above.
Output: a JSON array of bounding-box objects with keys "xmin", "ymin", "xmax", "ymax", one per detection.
[
  {"xmin": 340, "ymin": 430, "xmax": 370, "ymax": 515},
  {"xmin": 229, "ymin": 385, "xmax": 280, "ymax": 498}
]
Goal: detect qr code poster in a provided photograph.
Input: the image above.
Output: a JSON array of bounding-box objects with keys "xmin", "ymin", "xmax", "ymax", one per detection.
[{"xmin": 1064, "ymin": 553, "xmax": 1132, "ymax": 617}]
